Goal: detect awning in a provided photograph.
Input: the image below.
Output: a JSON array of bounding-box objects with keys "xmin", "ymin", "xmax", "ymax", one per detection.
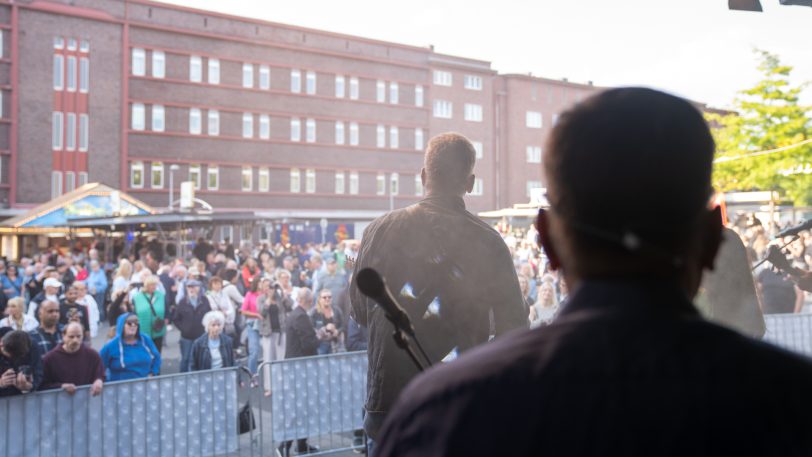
[{"xmin": 0, "ymin": 183, "xmax": 155, "ymax": 234}]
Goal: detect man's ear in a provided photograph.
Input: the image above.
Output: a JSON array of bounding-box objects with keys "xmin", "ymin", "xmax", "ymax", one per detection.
[
  {"xmin": 465, "ymin": 174, "xmax": 475, "ymax": 194},
  {"xmin": 421, "ymin": 168, "xmax": 427, "ymax": 188},
  {"xmin": 700, "ymin": 205, "xmax": 724, "ymax": 271},
  {"xmin": 537, "ymin": 210, "xmax": 561, "ymax": 271}
]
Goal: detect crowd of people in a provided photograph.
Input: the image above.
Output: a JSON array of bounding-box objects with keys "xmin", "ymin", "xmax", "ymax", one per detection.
[{"xmin": 0, "ymin": 236, "xmax": 366, "ymax": 402}]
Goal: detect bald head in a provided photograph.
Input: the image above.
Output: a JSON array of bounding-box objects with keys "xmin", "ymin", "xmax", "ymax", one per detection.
[
  {"xmin": 538, "ymin": 88, "xmax": 721, "ymax": 292},
  {"xmin": 544, "ymin": 88, "xmax": 715, "ymax": 259},
  {"xmin": 422, "ymin": 133, "xmax": 476, "ymax": 196}
]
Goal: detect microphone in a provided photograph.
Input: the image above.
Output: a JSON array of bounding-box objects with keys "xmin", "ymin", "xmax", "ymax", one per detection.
[
  {"xmin": 775, "ymin": 220, "xmax": 812, "ymax": 238},
  {"xmin": 356, "ymin": 268, "xmax": 415, "ymax": 336}
]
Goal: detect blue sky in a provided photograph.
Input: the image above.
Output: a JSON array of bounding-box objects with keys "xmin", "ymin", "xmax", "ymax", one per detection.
[{"xmin": 163, "ymin": 0, "xmax": 812, "ymax": 108}]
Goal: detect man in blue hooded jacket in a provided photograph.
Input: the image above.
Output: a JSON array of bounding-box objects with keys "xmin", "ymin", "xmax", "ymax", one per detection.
[{"xmin": 100, "ymin": 313, "xmax": 161, "ymax": 381}]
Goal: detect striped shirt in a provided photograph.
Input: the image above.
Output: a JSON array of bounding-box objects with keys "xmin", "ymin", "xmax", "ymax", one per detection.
[{"xmin": 29, "ymin": 325, "xmax": 64, "ymax": 357}]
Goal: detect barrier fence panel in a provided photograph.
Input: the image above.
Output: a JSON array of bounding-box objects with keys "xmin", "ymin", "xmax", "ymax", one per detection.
[
  {"xmin": 763, "ymin": 313, "xmax": 812, "ymax": 356},
  {"xmin": 267, "ymin": 351, "xmax": 368, "ymax": 455},
  {"xmin": 0, "ymin": 367, "xmax": 239, "ymax": 457}
]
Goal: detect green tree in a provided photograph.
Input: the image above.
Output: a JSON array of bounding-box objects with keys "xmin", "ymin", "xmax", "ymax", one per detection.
[{"xmin": 709, "ymin": 50, "xmax": 812, "ymax": 205}]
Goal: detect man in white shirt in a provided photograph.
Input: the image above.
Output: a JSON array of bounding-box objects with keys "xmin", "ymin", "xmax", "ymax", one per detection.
[{"xmin": 72, "ymin": 281, "xmax": 99, "ymax": 338}]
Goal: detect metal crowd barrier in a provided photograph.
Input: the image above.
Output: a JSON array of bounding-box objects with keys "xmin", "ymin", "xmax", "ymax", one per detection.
[
  {"xmin": 0, "ymin": 367, "xmax": 240, "ymax": 457},
  {"xmin": 763, "ymin": 312, "xmax": 812, "ymax": 356},
  {"xmin": 240, "ymin": 350, "xmax": 368, "ymax": 456}
]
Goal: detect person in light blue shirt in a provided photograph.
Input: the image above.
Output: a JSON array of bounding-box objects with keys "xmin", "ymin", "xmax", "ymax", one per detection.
[{"xmin": 87, "ymin": 261, "xmax": 108, "ymax": 322}]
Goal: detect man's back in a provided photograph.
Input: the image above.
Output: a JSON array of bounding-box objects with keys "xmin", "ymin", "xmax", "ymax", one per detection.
[
  {"xmin": 350, "ymin": 194, "xmax": 527, "ymax": 437},
  {"xmin": 377, "ymin": 280, "xmax": 812, "ymax": 456}
]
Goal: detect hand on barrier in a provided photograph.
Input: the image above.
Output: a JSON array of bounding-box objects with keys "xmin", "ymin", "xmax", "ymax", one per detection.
[
  {"xmin": 90, "ymin": 379, "xmax": 104, "ymax": 397},
  {"xmin": 0, "ymin": 369, "xmax": 16, "ymax": 388},
  {"xmin": 62, "ymin": 383, "xmax": 77, "ymax": 395}
]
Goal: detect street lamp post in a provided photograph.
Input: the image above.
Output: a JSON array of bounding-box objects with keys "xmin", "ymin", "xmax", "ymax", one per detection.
[{"xmin": 168, "ymin": 164, "xmax": 180, "ymax": 211}]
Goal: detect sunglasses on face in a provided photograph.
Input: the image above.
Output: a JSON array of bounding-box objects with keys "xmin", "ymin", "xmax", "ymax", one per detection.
[{"xmin": 125, "ymin": 320, "xmax": 139, "ymax": 327}]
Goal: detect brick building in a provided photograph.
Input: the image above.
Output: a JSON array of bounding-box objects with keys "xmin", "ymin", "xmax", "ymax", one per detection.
[{"xmin": 0, "ymin": 0, "xmax": 604, "ymax": 224}]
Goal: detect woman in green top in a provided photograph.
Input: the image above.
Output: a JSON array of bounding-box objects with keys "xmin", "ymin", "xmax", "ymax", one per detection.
[{"xmin": 132, "ymin": 275, "xmax": 167, "ymax": 353}]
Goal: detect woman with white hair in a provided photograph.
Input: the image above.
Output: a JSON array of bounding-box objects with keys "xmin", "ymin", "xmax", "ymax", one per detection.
[
  {"xmin": 190, "ymin": 310, "xmax": 234, "ymax": 371},
  {"xmin": 0, "ymin": 297, "xmax": 39, "ymax": 331}
]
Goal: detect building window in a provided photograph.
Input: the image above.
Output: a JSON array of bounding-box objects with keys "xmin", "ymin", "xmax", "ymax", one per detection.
[
  {"xmin": 259, "ymin": 65, "xmax": 270, "ymax": 90},
  {"xmin": 390, "ymin": 173, "xmax": 399, "ymax": 196},
  {"xmin": 415, "ymin": 85, "xmax": 424, "ymax": 107},
  {"xmin": 349, "ymin": 77, "xmax": 359, "ymax": 100},
  {"xmin": 131, "ymin": 161, "xmax": 144, "ymax": 188},
  {"xmin": 464, "ymin": 104, "xmax": 483, "ymax": 122},
  {"xmin": 207, "ymin": 165, "xmax": 219, "ymax": 190},
  {"xmin": 349, "ymin": 122, "xmax": 359, "ymax": 146},
  {"xmin": 258, "ymin": 167, "xmax": 270, "ymax": 192},
  {"xmin": 389, "ymin": 126, "xmax": 399, "ymax": 149},
  {"xmin": 189, "ymin": 108, "xmax": 202, "ymax": 134},
  {"xmin": 78, "ymin": 172, "xmax": 88, "ymax": 186},
  {"xmin": 152, "ymin": 51, "xmax": 165, "ymax": 78},
  {"xmin": 79, "ymin": 114, "xmax": 89, "ymax": 151},
  {"xmin": 415, "ymin": 128, "xmax": 424, "ymax": 151},
  {"xmin": 0, "ymin": 31, "xmax": 3, "ymax": 59},
  {"xmin": 242, "ymin": 113, "xmax": 254, "ymax": 138},
  {"xmin": 132, "ymin": 48, "xmax": 145, "ymax": 76},
  {"xmin": 290, "ymin": 118, "xmax": 301, "ymax": 141},
  {"xmin": 242, "ymin": 167, "xmax": 253, "ymax": 191},
  {"xmin": 67, "ymin": 39, "xmax": 77, "ymax": 51},
  {"xmin": 66, "ymin": 113, "xmax": 76, "ymax": 151},
  {"xmin": 152, "ymin": 105, "xmax": 165, "ymax": 132},
  {"xmin": 189, "ymin": 164, "xmax": 201, "ymax": 190},
  {"xmin": 526, "ymin": 146, "xmax": 542, "ymax": 163},
  {"xmin": 51, "ymin": 171, "xmax": 63, "ymax": 198},
  {"xmin": 208, "ymin": 58, "xmax": 220, "ymax": 84},
  {"xmin": 389, "ymin": 82, "xmax": 399, "ymax": 104},
  {"xmin": 526, "ymin": 111, "xmax": 543, "ymax": 129},
  {"xmin": 376, "ymin": 173, "xmax": 386, "ymax": 196},
  {"xmin": 464, "ymin": 75, "xmax": 483, "ymax": 90},
  {"xmin": 376, "ymin": 80, "xmax": 386, "ymax": 103},
  {"xmin": 259, "ymin": 114, "xmax": 270, "ymax": 140},
  {"xmin": 66, "ymin": 56, "xmax": 77, "ymax": 92},
  {"xmin": 53, "ymin": 55, "xmax": 64, "ymax": 90},
  {"xmin": 472, "ymin": 141, "xmax": 483, "ymax": 159},
  {"xmin": 335, "ymin": 121, "xmax": 345, "ymax": 145},
  {"xmin": 306, "ymin": 71, "xmax": 317, "ymax": 95},
  {"xmin": 376, "ymin": 125, "xmax": 386, "ymax": 148},
  {"xmin": 433, "ymin": 100, "xmax": 453, "ymax": 118},
  {"xmin": 290, "ymin": 168, "xmax": 301, "ymax": 193},
  {"xmin": 242, "ymin": 63, "xmax": 254, "ymax": 88},
  {"xmin": 415, "ymin": 174, "xmax": 423, "ymax": 196},
  {"xmin": 306, "ymin": 118, "xmax": 316, "ymax": 143},
  {"xmin": 526, "ymin": 180, "xmax": 542, "ymax": 197},
  {"xmin": 471, "ymin": 178, "xmax": 484, "ymax": 196},
  {"xmin": 335, "ymin": 171, "xmax": 345, "ymax": 194},
  {"xmin": 52, "ymin": 112, "xmax": 64, "ymax": 150},
  {"xmin": 305, "ymin": 169, "xmax": 316, "ymax": 193},
  {"xmin": 350, "ymin": 172, "xmax": 359, "ymax": 195},
  {"xmin": 131, "ymin": 103, "xmax": 145, "ymax": 130},
  {"xmin": 291, "ymin": 69, "xmax": 301, "ymax": 93},
  {"xmin": 335, "ymin": 75, "xmax": 345, "ymax": 98},
  {"xmin": 208, "ymin": 110, "xmax": 220, "ymax": 136},
  {"xmin": 79, "ymin": 57, "xmax": 89, "ymax": 93},
  {"xmin": 151, "ymin": 162, "xmax": 164, "ymax": 188},
  {"xmin": 189, "ymin": 56, "xmax": 202, "ymax": 83},
  {"xmin": 54, "ymin": 37, "xmax": 65, "ymax": 49},
  {"xmin": 433, "ymin": 70, "xmax": 452, "ymax": 86}
]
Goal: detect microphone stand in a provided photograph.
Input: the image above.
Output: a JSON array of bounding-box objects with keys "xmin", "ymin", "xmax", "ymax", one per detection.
[
  {"xmin": 383, "ymin": 312, "xmax": 432, "ymax": 373},
  {"xmin": 752, "ymin": 234, "xmax": 800, "ymax": 271}
]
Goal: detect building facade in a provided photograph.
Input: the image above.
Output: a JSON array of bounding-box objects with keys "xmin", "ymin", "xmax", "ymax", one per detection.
[{"xmin": 0, "ymin": 0, "xmax": 605, "ymax": 221}]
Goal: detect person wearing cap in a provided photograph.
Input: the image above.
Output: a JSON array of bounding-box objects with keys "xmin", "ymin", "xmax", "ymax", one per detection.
[
  {"xmin": 171, "ymin": 279, "xmax": 211, "ymax": 372},
  {"xmin": 27, "ymin": 277, "xmax": 63, "ymax": 321},
  {"xmin": 313, "ymin": 256, "xmax": 347, "ymax": 310}
]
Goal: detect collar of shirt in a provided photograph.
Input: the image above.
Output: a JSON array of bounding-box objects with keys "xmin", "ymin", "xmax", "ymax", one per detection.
[
  {"xmin": 421, "ymin": 194, "xmax": 466, "ymax": 212},
  {"xmin": 561, "ymin": 278, "xmax": 699, "ymax": 319}
]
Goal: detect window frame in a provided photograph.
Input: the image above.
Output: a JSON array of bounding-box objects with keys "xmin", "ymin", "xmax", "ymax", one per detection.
[
  {"xmin": 152, "ymin": 50, "xmax": 165, "ymax": 78},
  {"xmin": 335, "ymin": 75, "xmax": 345, "ymax": 98},
  {"xmin": 242, "ymin": 63, "xmax": 254, "ymax": 88},
  {"xmin": 242, "ymin": 166, "xmax": 253, "ymax": 191},
  {"xmin": 189, "ymin": 55, "xmax": 202, "ymax": 83},
  {"xmin": 131, "ymin": 48, "xmax": 145, "ymax": 76},
  {"xmin": 208, "ymin": 58, "xmax": 220, "ymax": 84},
  {"xmin": 335, "ymin": 121, "xmax": 345, "ymax": 145},
  {"xmin": 335, "ymin": 171, "xmax": 345, "ymax": 194},
  {"xmin": 306, "ymin": 118, "xmax": 316, "ymax": 143},
  {"xmin": 242, "ymin": 112, "xmax": 254, "ymax": 138},
  {"xmin": 131, "ymin": 103, "xmax": 145, "ymax": 131},
  {"xmin": 208, "ymin": 110, "xmax": 220, "ymax": 136},
  {"xmin": 79, "ymin": 114, "xmax": 89, "ymax": 151},
  {"xmin": 207, "ymin": 165, "xmax": 219, "ymax": 190},
  {"xmin": 258, "ymin": 167, "xmax": 270, "ymax": 192},
  {"xmin": 305, "ymin": 168, "xmax": 316, "ymax": 193},
  {"xmin": 189, "ymin": 164, "xmax": 201, "ymax": 190},
  {"xmin": 151, "ymin": 104, "xmax": 165, "ymax": 132},
  {"xmin": 52, "ymin": 112, "xmax": 64, "ymax": 150},
  {"xmin": 151, "ymin": 162, "xmax": 165, "ymax": 189},
  {"xmin": 131, "ymin": 161, "xmax": 144, "ymax": 189},
  {"xmin": 189, "ymin": 108, "xmax": 202, "ymax": 135},
  {"xmin": 290, "ymin": 168, "xmax": 301, "ymax": 193},
  {"xmin": 290, "ymin": 69, "xmax": 302, "ymax": 93}
]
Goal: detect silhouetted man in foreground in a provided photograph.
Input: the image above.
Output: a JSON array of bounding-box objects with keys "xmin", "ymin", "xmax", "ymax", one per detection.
[
  {"xmin": 350, "ymin": 133, "xmax": 527, "ymax": 451},
  {"xmin": 376, "ymin": 88, "xmax": 812, "ymax": 456}
]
